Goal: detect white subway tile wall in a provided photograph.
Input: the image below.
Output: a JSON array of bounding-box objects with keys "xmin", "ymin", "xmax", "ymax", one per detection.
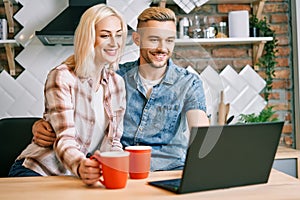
[{"xmin": 0, "ymin": 0, "xmax": 266, "ymax": 123}]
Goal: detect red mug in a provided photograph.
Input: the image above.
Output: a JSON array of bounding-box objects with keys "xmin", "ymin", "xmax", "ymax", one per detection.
[
  {"xmin": 125, "ymin": 146, "xmax": 152, "ymax": 179},
  {"xmin": 91, "ymin": 151, "xmax": 129, "ymax": 189}
]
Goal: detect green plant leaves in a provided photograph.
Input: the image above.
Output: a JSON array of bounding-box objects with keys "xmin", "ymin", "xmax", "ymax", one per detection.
[
  {"xmin": 250, "ymin": 15, "xmax": 278, "ymax": 102},
  {"xmin": 238, "ymin": 106, "xmax": 279, "ymax": 123}
]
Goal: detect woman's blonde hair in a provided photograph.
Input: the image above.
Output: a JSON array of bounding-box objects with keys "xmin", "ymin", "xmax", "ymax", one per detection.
[{"xmin": 64, "ymin": 4, "xmax": 127, "ymax": 78}]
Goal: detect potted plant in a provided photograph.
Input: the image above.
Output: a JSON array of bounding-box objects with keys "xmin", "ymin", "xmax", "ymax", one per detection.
[
  {"xmin": 249, "ymin": 15, "xmax": 260, "ymax": 37},
  {"xmin": 250, "ymin": 15, "xmax": 278, "ymax": 101},
  {"xmin": 238, "ymin": 106, "xmax": 278, "ymax": 123}
]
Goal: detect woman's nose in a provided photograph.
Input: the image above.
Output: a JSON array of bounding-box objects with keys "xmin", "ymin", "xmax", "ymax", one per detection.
[{"xmin": 109, "ymin": 36, "xmax": 117, "ymax": 46}]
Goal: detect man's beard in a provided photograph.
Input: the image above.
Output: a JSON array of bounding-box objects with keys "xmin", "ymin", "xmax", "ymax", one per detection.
[{"xmin": 142, "ymin": 49, "xmax": 170, "ymax": 69}]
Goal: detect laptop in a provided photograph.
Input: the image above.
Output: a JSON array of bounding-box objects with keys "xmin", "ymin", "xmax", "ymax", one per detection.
[{"xmin": 148, "ymin": 121, "xmax": 284, "ymax": 194}]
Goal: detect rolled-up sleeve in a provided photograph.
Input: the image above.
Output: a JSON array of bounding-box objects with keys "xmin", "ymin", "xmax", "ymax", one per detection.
[{"xmin": 183, "ymin": 75, "xmax": 207, "ymax": 113}]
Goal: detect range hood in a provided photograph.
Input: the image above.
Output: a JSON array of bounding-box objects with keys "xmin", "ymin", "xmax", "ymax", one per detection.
[{"xmin": 36, "ymin": 0, "xmax": 106, "ymax": 45}]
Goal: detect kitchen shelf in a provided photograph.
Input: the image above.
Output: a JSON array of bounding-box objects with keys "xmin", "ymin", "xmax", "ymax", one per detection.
[
  {"xmin": 0, "ymin": 39, "xmax": 18, "ymax": 46},
  {"xmin": 2, "ymin": 0, "xmax": 19, "ymax": 76},
  {"xmin": 175, "ymin": 37, "xmax": 272, "ymax": 45},
  {"xmin": 157, "ymin": 0, "xmax": 269, "ymax": 67},
  {"xmin": 0, "ymin": 40, "xmax": 19, "ymax": 76}
]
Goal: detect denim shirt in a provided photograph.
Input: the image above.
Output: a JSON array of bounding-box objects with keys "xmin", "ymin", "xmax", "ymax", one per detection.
[{"xmin": 118, "ymin": 59, "xmax": 206, "ymax": 171}]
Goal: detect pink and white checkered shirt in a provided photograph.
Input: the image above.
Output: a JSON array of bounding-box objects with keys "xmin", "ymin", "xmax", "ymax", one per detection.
[{"xmin": 18, "ymin": 64, "xmax": 126, "ymax": 176}]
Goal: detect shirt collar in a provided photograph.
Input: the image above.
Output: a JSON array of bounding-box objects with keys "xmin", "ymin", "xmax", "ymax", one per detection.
[
  {"xmin": 100, "ymin": 68, "xmax": 109, "ymax": 85},
  {"xmin": 79, "ymin": 68, "xmax": 110, "ymax": 87},
  {"xmin": 162, "ymin": 59, "xmax": 177, "ymax": 85}
]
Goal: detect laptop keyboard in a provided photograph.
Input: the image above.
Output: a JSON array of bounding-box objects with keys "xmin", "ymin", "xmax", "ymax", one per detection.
[
  {"xmin": 152, "ymin": 178, "xmax": 182, "ymax": 192},
  {"xmin": 161, "ymin": 178, "xmax": 181, "ymax": 187}
]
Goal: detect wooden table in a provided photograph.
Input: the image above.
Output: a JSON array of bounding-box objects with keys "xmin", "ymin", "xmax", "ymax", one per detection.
[{"xmin": 0, "ymin": 169, "xmax": 300, "ymax": 200}]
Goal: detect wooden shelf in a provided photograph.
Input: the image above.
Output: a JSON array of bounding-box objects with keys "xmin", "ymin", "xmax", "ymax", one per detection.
[
  {"xmin": 156, "ymin": 0, "xmax": 269, "ymax": 59},
  {"xmin": 2, "ymin": 0, "xmax": 19, "ymax": 76},
  {"xmin": 0, "ymin": 39, "xmax": 18, "ymax": 46},
  {"xmin": 0, "ymin": 40, "xmax": 19, "ymax": 76},
  {"xmin": 157, "ymin": 0, "xmax": 268, "ymax": 68}
]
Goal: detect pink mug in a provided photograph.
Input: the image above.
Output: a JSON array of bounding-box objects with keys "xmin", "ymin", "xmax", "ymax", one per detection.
[{"xmin": 125, "ymin": 146, "xmax": 152, "ymax": 179}]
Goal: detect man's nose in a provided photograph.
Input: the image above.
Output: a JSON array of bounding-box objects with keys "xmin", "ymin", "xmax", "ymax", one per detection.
[{"xmin": 157, "ymin": 40, "xmax": 167, "ymax": 50}]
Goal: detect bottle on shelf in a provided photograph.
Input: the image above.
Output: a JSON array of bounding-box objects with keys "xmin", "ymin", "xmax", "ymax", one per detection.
[
  {"xmin": 0, "ymin": 18, "xmax": 8, "ymax": 40},
  {"xmin": 179, "ymin": 17, "xmax": 189, "ymax": 39},
  {"xmin": 216, "ymin": 22, "xmax": 228, "ymax": 38}
]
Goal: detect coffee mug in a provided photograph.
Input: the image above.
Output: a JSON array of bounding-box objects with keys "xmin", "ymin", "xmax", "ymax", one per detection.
[
  {"xmin": 91, "ymin": 151, "xmax": 129, "ymax": 189},
  {"xmin": 125, "ymin": 146, "xmax": 152, "ymax": 179}
]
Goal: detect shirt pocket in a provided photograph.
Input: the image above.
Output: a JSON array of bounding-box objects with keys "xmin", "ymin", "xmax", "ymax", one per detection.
[{"xmin": 150, "ymin": 104, "xmax": 180, "ymax": 135}]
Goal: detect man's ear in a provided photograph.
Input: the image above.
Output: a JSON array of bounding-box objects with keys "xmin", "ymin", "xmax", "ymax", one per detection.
[{"xmin": 132, "ymin": 32, "xmax": 140, "ymax": 46}]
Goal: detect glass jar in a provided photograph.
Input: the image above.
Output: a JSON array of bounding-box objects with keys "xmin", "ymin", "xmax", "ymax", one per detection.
[{"xmin": 216, "ymin": 22, "xmax": 228, "ymax": 38}]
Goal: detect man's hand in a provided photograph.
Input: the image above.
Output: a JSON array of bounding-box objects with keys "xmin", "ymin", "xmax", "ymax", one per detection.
[{"xmin": 32, "ymin": 119, "xmax": 56, "ymax": 147}]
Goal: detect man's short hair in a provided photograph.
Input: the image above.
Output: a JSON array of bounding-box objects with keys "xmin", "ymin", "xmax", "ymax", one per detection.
[{"xmin": 137, "ymin": 7, "xmax": 176, "ymax": 29}]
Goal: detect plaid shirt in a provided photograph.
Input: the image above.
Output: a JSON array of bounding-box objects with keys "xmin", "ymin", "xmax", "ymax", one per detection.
[{"xmin": 18, "ymin": 64, "xmax": 126, "ymax": 176}]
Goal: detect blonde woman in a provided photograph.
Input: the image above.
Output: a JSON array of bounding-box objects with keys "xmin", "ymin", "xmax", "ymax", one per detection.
[{"xmin": 9, "ymin": 4, "xmax": 127, "ymax": 186}]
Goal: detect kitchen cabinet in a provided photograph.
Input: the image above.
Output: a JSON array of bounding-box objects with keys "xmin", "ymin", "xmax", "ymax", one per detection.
[
  {"xmin": 157, "ymin": 0, "xmax": 269, "ymax": 68},
  {"xmin": 1, "ymin": 0, "xmax": 19, "ymax": 76},
  {"xmin": 274, "ymin": 146, "xmax": 300, "ymax": 179}
]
